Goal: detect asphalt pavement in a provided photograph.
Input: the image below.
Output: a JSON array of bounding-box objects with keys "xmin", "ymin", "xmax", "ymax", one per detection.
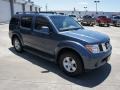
[{"xmin": 0, "ymin": 24, "xmax": 120, "ymax": 90}]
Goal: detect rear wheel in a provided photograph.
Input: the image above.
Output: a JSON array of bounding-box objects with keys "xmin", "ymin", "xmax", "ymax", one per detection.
[
  {"xmin": 59, "ymin": 52, "xmax": 84, "ymax": 76},
  {"xmin": 13, "ymin": 37, "xmax": 23, "ymax": 53}
]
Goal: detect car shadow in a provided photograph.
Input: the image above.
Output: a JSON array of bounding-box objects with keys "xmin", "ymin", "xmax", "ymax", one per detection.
[
  {"xmin": 96, "ymin": 25, "xmax": 111, "ymax": 27},
  {"xmin": 9, "ymin": 47, "xmax": 112, "ymax": 88}
]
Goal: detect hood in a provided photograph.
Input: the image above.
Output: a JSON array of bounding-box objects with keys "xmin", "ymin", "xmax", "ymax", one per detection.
[{"xmin": 60, "ymin": 29, "xmax": 110, "ymax": 44}]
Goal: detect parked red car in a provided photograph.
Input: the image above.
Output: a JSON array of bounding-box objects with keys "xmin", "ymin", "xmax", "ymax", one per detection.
[{"xmin": 96, "ymin": 16, "xmax": 111, "ymax": 27}]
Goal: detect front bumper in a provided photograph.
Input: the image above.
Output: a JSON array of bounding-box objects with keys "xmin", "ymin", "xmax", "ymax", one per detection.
[
  {"xmin": 82, "ymin": 21, "xmax": 95, "ymax": 25},
  {"xmin": 82, "ymin": 46, "xmax": 112, "ymax": 70},
  {"xmin": 100, "ymin": 22, "xmax": 109, "ymax": 25}
]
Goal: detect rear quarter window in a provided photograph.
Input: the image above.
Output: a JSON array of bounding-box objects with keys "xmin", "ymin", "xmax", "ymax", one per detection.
[
  {"xmin": 10, "ymin": 17, "xmax": 19, "ymax": 25},
  {"xmin": 9, "ymin": 17, "xmax": 20, "ymax": 30}
]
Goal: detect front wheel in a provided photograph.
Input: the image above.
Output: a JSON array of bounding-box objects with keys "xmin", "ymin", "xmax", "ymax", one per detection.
[
  {"xmin": 107, "ymin": 24, "xmax": 110, "ymax": 27},
  {"xmin": 90, "ymin": 24, "xmax": 94, "ymax": 26},
  {"xmin": 59, "ymin": 52, "xmax": 84, "ymax": 76},
  {"xmin": 13, "ymin": 37, "xmax": 23, "ymax": 53}
]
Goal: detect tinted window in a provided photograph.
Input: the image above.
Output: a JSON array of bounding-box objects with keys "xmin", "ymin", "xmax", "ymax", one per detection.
[
  {"xmin": 114, "ymin": 16, "xmax": 120, "ymax": 19},
  {"xmin": 35, "ymin": 17, "xmax": 49, "ymax": 30},
  {"xmin": 69, "ymin": 15, "xmax": 76, "ymax": 17},
  {"xmin": 10, "ymin": 17, "xmax": 19, "ymax": 26},
  {"xmin": 9, "ymin": 17, "xmax": 20, "ymax": 30},
  {"xmin": 21, "ymin": 16, "xmax": 32, "ymax": 29}
]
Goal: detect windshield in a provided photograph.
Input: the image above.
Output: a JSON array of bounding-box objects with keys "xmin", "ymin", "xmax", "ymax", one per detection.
[
  {"xmin": 114, "ymin": 16, "xmax": 120, "ymax": 19},
  {"xmin": 99, "ymin": 16, "xmax": 107, "ymax": 18},
  {"xmin": 83, "ymin": 15, "xmax": 92, "ymax": 19},
  {"xmin": 69, "ymin": 15, "xmax": 76, "ymax": 17},
  {"xmin": 50, "ymin": 16, "xmax": 83, "ymax": 31}
]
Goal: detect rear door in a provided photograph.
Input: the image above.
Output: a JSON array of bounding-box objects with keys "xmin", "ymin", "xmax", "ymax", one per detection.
[{"xmin": 20, "ymin": 15, "xmax": 34, "ymax": 46}]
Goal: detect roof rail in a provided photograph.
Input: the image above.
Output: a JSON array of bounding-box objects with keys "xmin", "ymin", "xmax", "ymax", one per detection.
[
  {"xmin": 16, "ymin": 12, "xmax": 38, "ymax": 14},
  {"xmin": 39, "ymin": 11, "xmax": 57, "ymax": 14},
  {"xmin": 16, "ymin": 11, "xmax": 57, "ymax": 15}
]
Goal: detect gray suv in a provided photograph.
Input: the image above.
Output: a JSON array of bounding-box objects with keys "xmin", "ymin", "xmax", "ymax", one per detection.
[
  {"xmin": 81, "ymin": 15, "xmax": 95, "ymax": 26},
  {"xmin": 9, "ymin": 12, "xmax": 112, "ymax": 76}
]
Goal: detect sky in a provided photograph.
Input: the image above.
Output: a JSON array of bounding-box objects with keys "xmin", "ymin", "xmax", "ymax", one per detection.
[{"xmin": 33, "ymin": 0, "xmax": 120, "ymax": 12}]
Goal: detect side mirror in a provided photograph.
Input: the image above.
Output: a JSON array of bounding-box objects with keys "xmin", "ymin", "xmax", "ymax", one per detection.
[{"xmin": 41, "ymin": 26, "xmax": 52, "ymax": 35}]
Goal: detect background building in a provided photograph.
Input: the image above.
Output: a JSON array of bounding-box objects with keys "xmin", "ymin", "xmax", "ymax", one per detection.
[
  {"xmin": 57, "ymin": 11, "xmax": 120, "ymax": 18},
  {"xmin": 0, "ymin": 0, "xmax": 41, "ymax": 23},
  {"xmin": 0, "ymin": 0, "xmax": 120, "ymax": 23}
]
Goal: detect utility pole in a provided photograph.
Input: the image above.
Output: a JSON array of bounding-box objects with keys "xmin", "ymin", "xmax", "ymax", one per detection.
[
  {"xmin": 74, "ymin": 7, "xmax": 76, "ymax": 14},
  {"xmin": 9, "ymin": 0, "xmax": 14, "ymax": 16},
  {"xmin": 39, "ymin": 7, "xmax": 42, "ymax": 12},
  {"xmin": 84, "ymin": 6, "xmax": 87, "ymax": 15},
  {"xmin": 94, "ymin": 0, "xmax": 100, "ymax": 14},
  {"xmin": 45, "ymin": 4, "xmax": 48, "ymax": 12}
]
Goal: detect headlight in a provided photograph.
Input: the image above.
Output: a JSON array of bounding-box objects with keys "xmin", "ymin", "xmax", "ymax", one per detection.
[{"xmin": 85, "ymin": 45, "xmax": 100, "ymax": 53}]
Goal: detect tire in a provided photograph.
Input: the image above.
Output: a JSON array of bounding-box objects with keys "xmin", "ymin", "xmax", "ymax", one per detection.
[
  {"xmin": 59, "ymin": 51, "xmax": 84, "ymax": 76},
  {"xmin": 115, "ymin": 24, "xmax": 117, "ymax": 27},
  {"xmin": 13, "ymin": 37, "xmax": 23, "ymax": 53},
  {"xmin": 81, "ymin": 22, "xmax": 84, "ymax": 26},
  {"xmin": 91, "ymin": 24, "xmax": 94, "ymax": 26},
  {"xmin": 98, "ymin": 23, "xmax": 101, "ymax": 26},
  {"xmin": 107, "ymin": 24, "xmax": 110, "ymax": 27},
  {"xmin": 115, "ymin": 24, "xmax": 118, "ymax": 27}
]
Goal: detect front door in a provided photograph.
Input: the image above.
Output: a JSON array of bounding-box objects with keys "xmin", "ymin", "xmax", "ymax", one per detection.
[{"xmin": 31, "ymin": 16, "xmax": 57, "ymax": 55}]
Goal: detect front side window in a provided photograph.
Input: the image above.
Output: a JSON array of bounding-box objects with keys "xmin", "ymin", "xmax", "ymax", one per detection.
[
  {"xmin": 35, "ymin": 17, "xmax": 49, "ymax": 30},
  {"xmin": 21, "ymin": 16, "xmax": 32, "ymax": 29},
  {"xmin": 50, "ymin": 16, "xmax": 83, "ymax": 32},
  {"xmin": 114, "ymin": 16, "xmax": 120, "ymax": 19},
  {"xmin": 34, "ymin": 17, "xmax": 50, "ymax": 33}
]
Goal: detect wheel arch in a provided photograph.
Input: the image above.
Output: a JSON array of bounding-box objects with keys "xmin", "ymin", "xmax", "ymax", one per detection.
[
  {"xmin": 11, "ymin": 34, "xmax": 23, "ymax": 46},
  {"xmin": 56, "ymin": 47, "xmax": 85, "ymax": 69}
]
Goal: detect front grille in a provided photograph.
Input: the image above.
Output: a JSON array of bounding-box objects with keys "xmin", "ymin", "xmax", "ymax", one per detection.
[{"xmin": 99, "ymin": 41, "xmax": 110, "ymax": 52}]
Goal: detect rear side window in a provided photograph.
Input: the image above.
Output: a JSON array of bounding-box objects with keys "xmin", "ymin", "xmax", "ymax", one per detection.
[{"xmin": 21, "ymin": 16, "xmax": 32, "ymax": 29}]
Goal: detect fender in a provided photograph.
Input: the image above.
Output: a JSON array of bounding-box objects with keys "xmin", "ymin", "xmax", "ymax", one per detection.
[
  {"xmin": 11, "ymin": 31, "xmax": 24, "ymax": 46},
  {"xmin": 55, "ymin": 40, "xmax": 91, "ymax": 61}
]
